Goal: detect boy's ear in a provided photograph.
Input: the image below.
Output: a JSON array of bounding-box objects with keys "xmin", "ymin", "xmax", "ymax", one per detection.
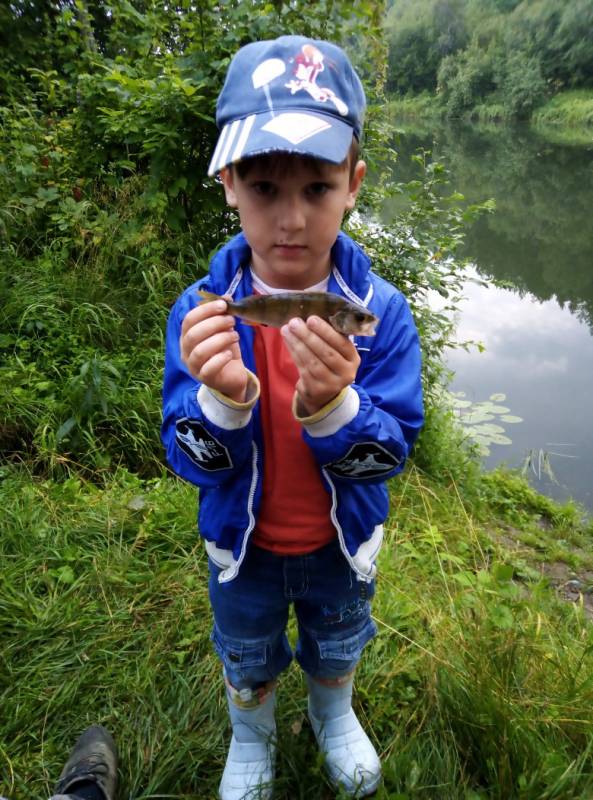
[
  {"xmin": 220, "ymin": 167, "xmax": 238, "ymax": 208},
  {"xmin": 346, "ymin": 160, "xmax": 366, "ymax": 211}
]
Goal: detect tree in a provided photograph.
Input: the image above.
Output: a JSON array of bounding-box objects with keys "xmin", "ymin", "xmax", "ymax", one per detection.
[
  {"xmin": 386, "ymin": 0, "xmax": 593, "ymax": 118},
  {"xmin": 385, "ymin": 0, "xmax": 467, "ymax": 94}
]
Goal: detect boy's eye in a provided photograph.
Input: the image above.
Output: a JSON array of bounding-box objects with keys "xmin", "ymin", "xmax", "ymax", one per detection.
[
  {"xmin": 251, "ymin": 181, "xmax": 276, "ymax": 196},
  {"xmin": 307, "ymin": 182, "xmax": 330, "ymax": 198}
]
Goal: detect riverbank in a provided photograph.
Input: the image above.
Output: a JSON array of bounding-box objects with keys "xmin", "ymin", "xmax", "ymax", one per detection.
[
  {"xmin": 388, "ymin": 89, "xmax": 593, "ymax": 146},
  {"xmin": 532, "ymin": 90, "xmax": 593, "ymax": 146},
  {"xmin": 2, "ymin": 423, "xmax": 593, "ymax": 798}
]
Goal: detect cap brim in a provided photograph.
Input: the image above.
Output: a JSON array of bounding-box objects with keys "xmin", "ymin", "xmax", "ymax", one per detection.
[{"xmin": 207, "ymin": 110, "xmax": 354, "ymax": 177}]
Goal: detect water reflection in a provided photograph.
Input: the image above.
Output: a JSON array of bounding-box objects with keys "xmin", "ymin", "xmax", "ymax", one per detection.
[
  {"xmin": 389, "ymin": 121, "xmax": 593, "ymax": 331},
  {"xmin": 386, "ymin": 120, "xmax": 593, "ymax": 511},
  {"xmin": 446, "ymin": 272, "xmax": 593, "ymax": 510}
]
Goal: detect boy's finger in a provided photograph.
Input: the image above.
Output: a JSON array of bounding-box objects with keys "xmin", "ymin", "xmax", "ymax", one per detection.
[
  {"xmin": 281, "ymin": 327, "xmax": 312, "ymax": 368},
  {"xmin": 181, "ymin": 312, "xmax": 235, "ymax": 351},
  {"xmin": 283, "ymin": 327, "xmax": 339, "ymax": 380},
  {"xmin": 284, "ymin": 317, "xmax": 358, "ymax": 371},
  {"xmin": 198, "ymin": 350, "xmax": 234, "ymax": 383},
  {"xmin": 181, "ymin": 299, "xmax": 228, "ymax": 336},
  {"xmin": 184, "ymin": 329, "xmax": 239, "ymax": 371},
  {"xmin": 305, "ymin": 316, "xmax": 358, "ymax": 358},
  {"xmin": 287, "ymin": 315, "xmax": 353, "ymax": 358}
]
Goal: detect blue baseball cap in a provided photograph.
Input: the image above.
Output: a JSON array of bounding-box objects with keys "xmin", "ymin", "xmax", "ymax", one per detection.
[{"xmin": 207, "ymin": 36, "xmax": 366, "ymax": 176}]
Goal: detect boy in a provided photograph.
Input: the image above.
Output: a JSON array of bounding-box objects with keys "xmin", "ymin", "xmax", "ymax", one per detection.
[{"xmin": 162, "ymin": 36, "xmax": 424, "ymax": 800}]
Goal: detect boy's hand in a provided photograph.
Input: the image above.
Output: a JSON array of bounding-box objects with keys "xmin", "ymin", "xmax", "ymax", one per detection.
[
  {"xmin": 180, "ymin": 298, "xmax": 248, "ymax": 403},
  {"xmin": 281, "ymin": 315, "xmax": 360, "ymax": 416}
]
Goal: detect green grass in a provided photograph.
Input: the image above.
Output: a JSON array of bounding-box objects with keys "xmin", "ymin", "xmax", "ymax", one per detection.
[
  {"xmin": 2, "ymin": 460, "xmax": 593, "ymax": 799},
  {"xmin": 532, "ymin": 90, "xmax": 593, "ymax": 145},
  {"xmin": 387, "ymin": 92, "xmax": 443, "ymax": 122},
  {"xmin": 386, "ymin": 93, "xmax": 511, "ymax": 126},
  {"xmin": 387, "ymin": 89, "xmax": 593, "ymax": 146}
]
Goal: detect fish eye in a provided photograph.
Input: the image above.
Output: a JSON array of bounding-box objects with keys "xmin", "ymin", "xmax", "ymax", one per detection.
[{"xmin": 355, "ymin": 312, "xmax": 366, "ymax": 321}]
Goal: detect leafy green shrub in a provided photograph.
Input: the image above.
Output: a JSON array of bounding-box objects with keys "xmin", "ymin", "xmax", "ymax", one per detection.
[
  {"xmin": 0, "ymin": 244, "xmax": 186, "ymax": 475},
  {"xmin": 0, "ymin": 0, "xmax": 393, "ymax": 477},
  {"xmin": 533, "ymin": 89, "xmax": 593, "ymax": 130},
  {"xmin": 385, "ymin": 0, "xmax": 468, "ymax": 94},
  {"xmin": 500, "ymin": 51, "xmax": 547, "ymax": 118},
  {"xmin": 386, "ymin": 0, "xmax": 593, "ymax": 122},
  {"xmin": 437, "ymin": 44, "xmax": 502, "ymax": 118}
]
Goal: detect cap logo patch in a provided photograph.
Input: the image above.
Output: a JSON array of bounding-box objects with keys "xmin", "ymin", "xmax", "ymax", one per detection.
[
  {"xmin": 252, "ymin": 58, "xmax": 286, "ymax": 116},
  {"xmin": 175, "ymin": 419, "xmax": 233, "ymax": 472},
  {"xmin": 249, "ymin": 44, "xmax": 349, "ymax": 119},
  {"xmin": 261, "ymin": 112, "xmax": 331, "ymax": 145},
  {"xmin": 285, "ymin": 44, "xmax": 348, "ymax": 116}
]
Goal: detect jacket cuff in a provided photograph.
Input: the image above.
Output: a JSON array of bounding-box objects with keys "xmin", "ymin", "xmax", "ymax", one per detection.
[
  {"xmin": 293, "ymin": 386, "xmax": 360, "ymax": 438},
  {"xmin": 197, "ymin": 370, "xmax": 260, "ymax": 430}
]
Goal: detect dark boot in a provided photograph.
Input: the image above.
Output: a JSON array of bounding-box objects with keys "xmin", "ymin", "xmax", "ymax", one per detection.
[{"xmin": 54, "ymin": 725, "xmax": 118, "ymax": 800}]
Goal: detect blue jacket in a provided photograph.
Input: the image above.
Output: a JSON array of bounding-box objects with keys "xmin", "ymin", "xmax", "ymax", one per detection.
[{"xmin": 162, "ymin": 231, "xmax": 424, "ymax": 583}]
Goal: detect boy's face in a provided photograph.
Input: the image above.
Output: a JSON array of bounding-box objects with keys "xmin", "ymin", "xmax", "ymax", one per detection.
[{"xmin": 220, "ymin": 156, "xmax": 366, "ymax": 290}]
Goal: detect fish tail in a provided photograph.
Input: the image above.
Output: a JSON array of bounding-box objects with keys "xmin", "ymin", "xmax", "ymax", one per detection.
[{"xmin": 197, "ymin": 289, "xmax": 222, "ymax": 303}]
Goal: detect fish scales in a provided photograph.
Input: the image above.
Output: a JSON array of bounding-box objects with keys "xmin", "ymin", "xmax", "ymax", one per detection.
[
  {"xmin": 197, "ymin": 289, "xmax": 378, "ymax": 336},
  {"xmin": 234, "ymin": 292, "xmax": 343, "ymax": 326}
]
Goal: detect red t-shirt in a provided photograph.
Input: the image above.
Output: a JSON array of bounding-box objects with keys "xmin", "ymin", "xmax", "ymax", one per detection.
[{"xmin": 252, "ymin": 323, "xmax": 336, "ymax": 554}]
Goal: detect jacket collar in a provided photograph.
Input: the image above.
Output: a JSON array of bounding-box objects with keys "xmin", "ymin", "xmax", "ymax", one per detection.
[{"xmin": 207, "ymin": 231, "xmax": 373, "ymax": 307}]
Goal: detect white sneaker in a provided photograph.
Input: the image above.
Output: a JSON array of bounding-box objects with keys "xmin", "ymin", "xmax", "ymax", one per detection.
[{"xmin": 307, "ymin": 676, "xmax": 381, "ymax": 797}]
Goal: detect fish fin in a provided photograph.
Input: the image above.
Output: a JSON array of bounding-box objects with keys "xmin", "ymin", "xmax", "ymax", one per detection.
[
  {"xmin": 242, "ymin": 320, "xmax": 267, "ymax": 327},
  {"xmin": 197, "ymin": 289, "xmax": 222, "ymax": 304}
]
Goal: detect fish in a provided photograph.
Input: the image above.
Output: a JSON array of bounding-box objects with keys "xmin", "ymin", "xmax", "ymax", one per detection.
[{"xmin": 197, "ymin": 289, "xmax": 378, "ymax": 336}]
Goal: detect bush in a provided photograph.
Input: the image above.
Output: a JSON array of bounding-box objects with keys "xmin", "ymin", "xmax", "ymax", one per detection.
[
  {"xmin": 501, "ymin": 51, "xmax": 547, "ymax": 118},
  {"xmin": 348, "ymin": 149, "xmax": 493, "ymax": 406},
  {"xmin": 437, "ymin": 44, "xmax": 501, "ymax": 118},
  {"xmin": 387, "ymin": 0, "xmax": 593, "ymax": 122},
  {"xmin": 0, "ymin": 0, "xmax": 393, "ymax": 476}
]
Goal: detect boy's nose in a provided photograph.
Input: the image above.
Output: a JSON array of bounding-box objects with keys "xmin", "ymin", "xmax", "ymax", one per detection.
[{"xmin": 278, "ymin": 195, "xmax": 306, "ymax": 232}]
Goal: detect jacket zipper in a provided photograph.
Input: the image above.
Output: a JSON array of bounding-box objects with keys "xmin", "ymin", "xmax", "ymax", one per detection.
[
  {"xmin": 218, "ymin": 441, "xmax": 259, "ymax": 583},
  {"xmin": 322, "ymin": 468, "xmax": 374, "ymax": 584}
]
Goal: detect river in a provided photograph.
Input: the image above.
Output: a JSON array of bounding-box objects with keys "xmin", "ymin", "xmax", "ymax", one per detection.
[{"xmin": 384, "ymin": 119, "xmax": 593, "ymax": 513}]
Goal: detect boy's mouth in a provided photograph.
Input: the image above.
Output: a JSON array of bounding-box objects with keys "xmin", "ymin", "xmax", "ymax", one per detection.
[{"xmin": 274, "ymin": 243, "xmax": 307, "ymax": 256}]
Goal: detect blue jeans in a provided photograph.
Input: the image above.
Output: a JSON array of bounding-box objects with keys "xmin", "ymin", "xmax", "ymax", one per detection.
[{"xmin": 208, "ymin": 539, "xmax": 377, "ymax": 690}]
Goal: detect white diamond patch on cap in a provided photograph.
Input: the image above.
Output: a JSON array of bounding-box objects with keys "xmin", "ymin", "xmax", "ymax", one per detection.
[{"xmin": 261, "ymin": 113, "xmax": 331, "ymax": 145}]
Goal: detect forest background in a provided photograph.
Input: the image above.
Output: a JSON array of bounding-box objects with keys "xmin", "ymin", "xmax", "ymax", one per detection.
[
  {"xmin": 2, "ymin": 2, "xmax": 593, "ymax": 799},
  {"xmin": 385, "ymin": 0, "xmax": 593, "ymax": 127}
]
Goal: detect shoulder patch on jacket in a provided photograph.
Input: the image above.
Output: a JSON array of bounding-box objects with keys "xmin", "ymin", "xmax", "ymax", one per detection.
[
  {"xmin": 175, "ymin": 418, "xmax": 233, "ymax": 472},
  {"xmin": 325, "ymin": 442, "xmax": 400, "ymax": 479}
]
